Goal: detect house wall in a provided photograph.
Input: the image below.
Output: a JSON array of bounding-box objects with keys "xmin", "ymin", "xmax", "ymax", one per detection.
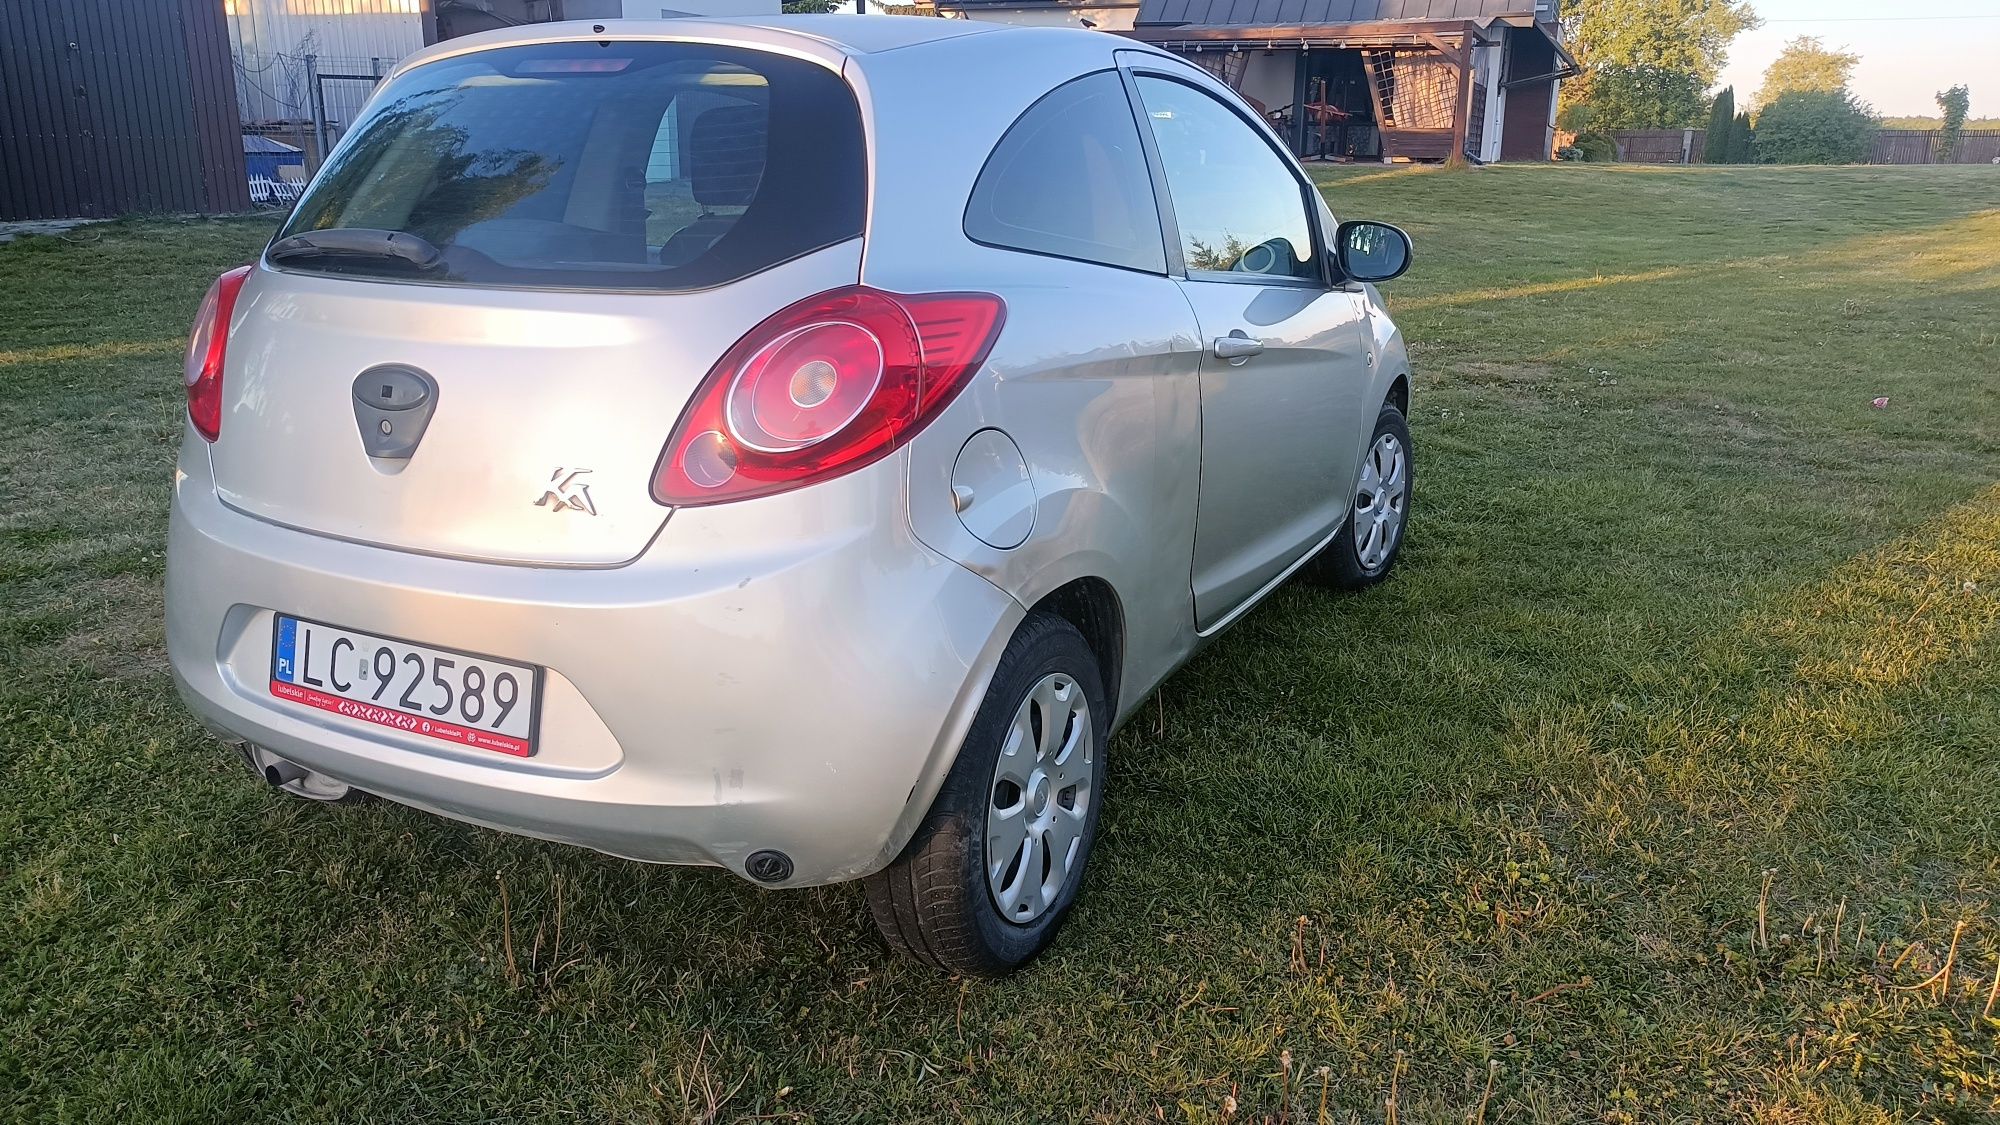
[
  {"xmin": 1248, "ymin": 50, "xmax": 1297, "ymax": 112},
  {"xmin": 227, "ymin": 0, "xmax": 424, "ymax": 75},
  {"xmin": 1, "ymin": 0, "xmax": 251, "ymax": 219},
  {"xmin": 1475, "ymin": 35, "xmax": 1506, "ymax": 162},
  {"xmin": 227, "ymin": 0, "xmax": 423, "ymax": 130}
]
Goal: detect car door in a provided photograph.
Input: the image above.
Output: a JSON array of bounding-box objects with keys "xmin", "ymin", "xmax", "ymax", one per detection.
[{"xmin": 1125, "ymin": 65, "xmax": 1374, "ymax": 631}]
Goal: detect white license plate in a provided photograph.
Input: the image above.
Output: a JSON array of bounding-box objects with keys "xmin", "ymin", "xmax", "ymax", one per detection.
[{"xmin": 268, "ymin": 615, "xmax": 541, "ymax": 757}]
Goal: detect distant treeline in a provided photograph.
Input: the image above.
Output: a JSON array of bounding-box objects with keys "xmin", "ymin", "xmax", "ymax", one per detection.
[{"xmin": 1880, "ymin": 116, "xmax": 2000, "ymax": 132}]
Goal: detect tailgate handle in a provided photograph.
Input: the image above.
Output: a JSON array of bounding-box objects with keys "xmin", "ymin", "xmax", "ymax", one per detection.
[{"xmin": 352, "ymin": 365, "xmax": 439, "ymax": 460}]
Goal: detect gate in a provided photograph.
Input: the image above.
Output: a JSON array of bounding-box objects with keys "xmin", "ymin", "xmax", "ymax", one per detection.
[{"xmin": 307, "ymin": 57, "xmax": 386, "ymax": 172}]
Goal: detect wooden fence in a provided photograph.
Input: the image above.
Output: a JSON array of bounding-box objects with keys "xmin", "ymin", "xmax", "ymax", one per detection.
[
  {"xmin": 1610, "ymin": 129, "xmax": 1703, "ymax": 164},
  {"xmin": 1870, "ymin": 130, "xmax": 2000, "ymax": 165},
  {"xmin": 1601, "ymin": 127, "xmax": 2000, "ymax": 166}
]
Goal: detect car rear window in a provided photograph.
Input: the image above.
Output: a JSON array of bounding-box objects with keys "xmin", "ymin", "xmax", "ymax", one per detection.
[{"xmin": 274, "ymin": 42, "xmax": 865, "ymax": 291}]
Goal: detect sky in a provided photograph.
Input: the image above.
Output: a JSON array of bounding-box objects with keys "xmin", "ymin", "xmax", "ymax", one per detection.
[{"xmin": 1712, "ymin": 0, "xmax": 2000, "ymax": 117}]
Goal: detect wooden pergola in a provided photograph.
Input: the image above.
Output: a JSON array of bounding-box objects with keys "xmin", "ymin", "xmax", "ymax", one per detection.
[{"xmin": 1124, "ymin": 13, "xmax": 1573, "ymax": 163}]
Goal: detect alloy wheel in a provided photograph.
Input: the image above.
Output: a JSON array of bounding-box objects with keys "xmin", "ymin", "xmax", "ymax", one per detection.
[
  {"xmin": 986, "ymin": 672, "xmax": 1095, "ymax": 924},
  {"xmin": 1351, "ymin": 431, "xmax": 1408, "ymax": 570}
]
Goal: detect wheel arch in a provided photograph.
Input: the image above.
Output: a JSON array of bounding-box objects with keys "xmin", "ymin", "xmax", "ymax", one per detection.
[
  {"xmin": 1025, "ymin": 576, "xmax": 1125, "ymax": 721},
  {"xmin": 1385, "ymin": 371, "xmax": 1411, "ymax": 416}
]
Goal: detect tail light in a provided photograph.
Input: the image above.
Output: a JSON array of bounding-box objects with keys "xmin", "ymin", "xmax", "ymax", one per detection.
[
  {"xmin": 184, "ymin": 265, "xmax": 253, "ymax": 442},
  {"xmin": 652, "ymin": 286, "xmax": 1005, "ymax": 506}
]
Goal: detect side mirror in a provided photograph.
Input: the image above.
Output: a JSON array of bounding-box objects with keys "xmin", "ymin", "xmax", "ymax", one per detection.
[{"xmin": 1333, "ymin": 220, "xmax": 1412, "ymax": 284}]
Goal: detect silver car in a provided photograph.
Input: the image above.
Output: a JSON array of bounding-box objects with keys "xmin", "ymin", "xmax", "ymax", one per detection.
[{"xmin": 167, "ymin": 15, "xmax": 1415, "ymax": 974}]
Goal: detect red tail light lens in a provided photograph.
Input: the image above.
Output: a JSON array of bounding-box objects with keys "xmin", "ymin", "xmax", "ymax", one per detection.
[
  {"xmin": 184, "ymin": 265, "xmax": 252, "ymax": 442},
  {"xmin": 652, "ymin": 286, "xmax": 1005, "ymax": 506}
]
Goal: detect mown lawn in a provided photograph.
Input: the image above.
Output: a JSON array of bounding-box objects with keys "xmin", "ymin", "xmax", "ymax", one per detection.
[{"xmin": 2, "ymin": 164, "xmax": 1997, "ymax": 1123}]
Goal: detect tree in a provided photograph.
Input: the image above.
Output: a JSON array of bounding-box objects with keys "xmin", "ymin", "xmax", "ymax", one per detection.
[
  {"xmin": 1728, "ymin": 111, "xmax": 1755, "ymax": 163},
  {"xmin": 1704, "ymin": 86, "xmax": 1736, "ymax": 163},
  {"xmin": 1753, "ymin": 36, "xmax": 1860, "ymax": 109},
  {"xmin": 1578, "ymin": 65, "xmax": 1710, "ymax": 132},
  {"xmin": 1754, "ymin": 89, "xmax": 1877, "ymax": 164},
  {"xmin": 1936, "ymin": 85, "xmax": 1971, "ymax": 161},
  {"xmin": 1561, "ymin": 0, "xmax": 1760, "ymax": 129}
]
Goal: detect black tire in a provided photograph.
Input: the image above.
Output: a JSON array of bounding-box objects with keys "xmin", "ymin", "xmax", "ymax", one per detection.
[
  {"xmin": 863, "ymin": 612, "xmax": 1108, "ymax": 976},
  {"xmin": 1311, "ymin": 402, "xmax": 1413, "ymax": 591}
]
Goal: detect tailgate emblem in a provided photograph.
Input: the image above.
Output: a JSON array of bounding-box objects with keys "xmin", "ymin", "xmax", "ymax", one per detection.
[{"xmin": 535, "ymin": 468, "xmax": 597, "ymax": 516}]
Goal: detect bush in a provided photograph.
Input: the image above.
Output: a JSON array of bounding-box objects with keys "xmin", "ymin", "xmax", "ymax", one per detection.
[
  {"xmin": 1571, "ymin": 131, "xmax": 1619, "ymax": 162},
  {"xmin": 1704, "ymin": 87, "xmax": 1736, "ymax": 163},
  {"xmin": 1754, "ymin": 89, "xmax": 1877, "ymax": 164},
  {"xmin": 1728, "ymin": 111, "xmax": 1756, "ymax": 163},
  {"xmin": 1935, "ymin": 85, "xmax": 1970, "ymax": 161},
  {"xmin": 1575, "ymin": 64, "xmax": 1708, "ymax": 132}
]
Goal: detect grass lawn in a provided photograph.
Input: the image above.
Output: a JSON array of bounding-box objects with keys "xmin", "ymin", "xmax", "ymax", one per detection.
[{"xmin": 3, "ymin": 164, "xmax": 1998, "ymax": 1123}]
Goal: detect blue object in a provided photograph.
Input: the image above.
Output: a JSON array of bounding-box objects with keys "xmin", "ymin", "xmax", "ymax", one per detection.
[{"xmin": 244, "ymin": 134, "xmax": 305, "ymax": 182}]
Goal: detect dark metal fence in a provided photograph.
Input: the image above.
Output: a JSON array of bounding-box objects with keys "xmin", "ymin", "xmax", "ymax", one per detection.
[{"xmin": 0, "ymin": 0, "xmax": 250, "ymax": 221}]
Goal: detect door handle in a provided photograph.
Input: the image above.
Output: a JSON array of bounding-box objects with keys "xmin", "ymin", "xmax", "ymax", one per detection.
[{"xmin": 1212, "ymin": 334, "xmax": 1264, "ymax": 362}]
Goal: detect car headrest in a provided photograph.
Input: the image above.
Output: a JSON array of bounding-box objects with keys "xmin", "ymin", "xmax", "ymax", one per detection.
[{"xmin": 687, "ymin": 103, "xmax": 767, "ymax": 208}]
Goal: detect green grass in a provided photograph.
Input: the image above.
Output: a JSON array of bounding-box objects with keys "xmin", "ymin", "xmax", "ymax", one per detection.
[{"xmin": 2, "ymin": 165, "xmax": 1998, "ymax": 1123}]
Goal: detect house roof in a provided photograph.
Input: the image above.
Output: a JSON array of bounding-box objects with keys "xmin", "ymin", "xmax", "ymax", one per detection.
[{"xmin": 1136, "ymin": 0, "xmax": 1545, "ymax": 27}]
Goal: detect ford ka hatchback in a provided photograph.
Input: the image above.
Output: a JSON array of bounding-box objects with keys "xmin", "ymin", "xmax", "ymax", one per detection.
[{"xmin": 167, "ymin": 15, "xmax": 1417, "ymax": 975}]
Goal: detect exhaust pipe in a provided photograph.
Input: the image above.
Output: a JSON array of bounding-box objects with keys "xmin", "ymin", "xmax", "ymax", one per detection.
[
  {"xmin": 236, "ymin": 743, "xmax": 361, "ymax": 803},
  {"xmin": 263, "ymin": 759, "xmax": 309, "ymax": 788}
]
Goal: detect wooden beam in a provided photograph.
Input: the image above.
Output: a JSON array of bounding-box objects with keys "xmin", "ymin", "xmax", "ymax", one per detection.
[
  {"xmin": 1450, "ymin": 21, "xmax": 1477, "ymax": 162},
  {"xmin": 1291, "ymin": 48, "xmax": 1309, "ymax": 158},
  {"xmin": 1415, "ymin": 30, "xmax": 1462, "ymax": 59},
  {"xmin": 1360, "ymin": 49, "xmax": 1392, "ymax": 162}
]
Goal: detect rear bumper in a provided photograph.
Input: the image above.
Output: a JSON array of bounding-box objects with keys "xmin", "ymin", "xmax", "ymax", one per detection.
[{"xmin": 165, "ymin": 440, "xmax": 1022, "ymax": 886}]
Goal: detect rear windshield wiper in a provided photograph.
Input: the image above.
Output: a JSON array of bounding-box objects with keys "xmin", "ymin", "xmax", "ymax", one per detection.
[{"xmin": 268, "ymin": 228, "xmax": 444, "ymax": 271}]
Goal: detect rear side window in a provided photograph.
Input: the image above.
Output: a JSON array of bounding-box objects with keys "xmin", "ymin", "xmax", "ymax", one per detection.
[
  {"xmin": 275, "ymin": 42, "xmax": 864, "ymax": 290},
  {"xmin": 965, "ymin": 71, "xmax": 1166, "ymax": 275}
]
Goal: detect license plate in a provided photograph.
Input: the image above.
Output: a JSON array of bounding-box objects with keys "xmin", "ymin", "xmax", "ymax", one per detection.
[{"xmin": 268, "ymin": 615, "xmax": 541, "ymax": 757}]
